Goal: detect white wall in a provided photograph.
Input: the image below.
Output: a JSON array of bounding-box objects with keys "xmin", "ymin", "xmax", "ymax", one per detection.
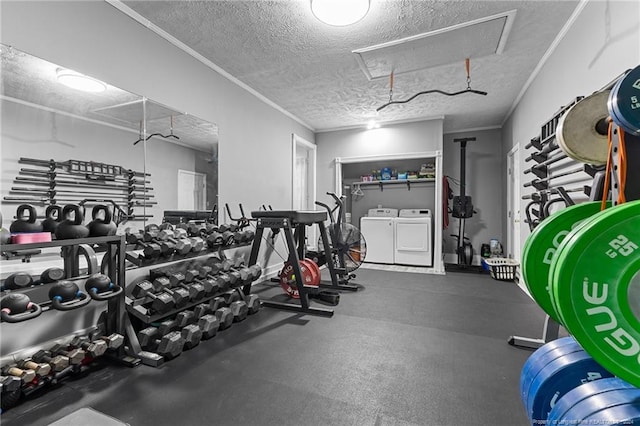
[
  {"xmin": 501, "ymin": 0, "xmax": 640, "ymax": 254},
  {"xmin": 443, "ymin": 128, "xmax": 503, "ymax": 262},
  {"xmin": 0, "ymin": 0, "xmax": 315, "ymax": 355},
  {"xmin": 1, "ymin": 0, "xmax": 314, "ymax": 258},
  {"xmin": 315, "ymin": 119, "xmax": 444, "ymax": 199}
]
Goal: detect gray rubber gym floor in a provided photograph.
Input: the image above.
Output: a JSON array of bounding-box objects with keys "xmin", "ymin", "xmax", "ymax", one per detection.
[{"xmin": 2, "ymin": 268, "xmax": 547, "ymax": 426}]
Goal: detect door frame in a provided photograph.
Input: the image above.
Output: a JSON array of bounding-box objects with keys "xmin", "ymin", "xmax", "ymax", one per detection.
[
  {"xmin": 177, "ymin": 169, "xmax": 207, "ymax": 210},
  {"xmin": 506, "ymin": 145, "xmax": 521, "ymax": 275},
  {"xmin": 334, "ymin": 150, "xmax": 444, "ymax": 274},
  {"xmin": 292, "ymin": 133, "xmax": 317, "ymax": 246}
]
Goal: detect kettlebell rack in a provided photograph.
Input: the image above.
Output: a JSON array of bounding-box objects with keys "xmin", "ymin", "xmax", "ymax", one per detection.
[
  {"xmin": 3, "ymin": 157, "xmax": 156, "ymax": 223},
  {"xmin": 0, "ymin": 235, "xmax": 137, "ymax": 366}
]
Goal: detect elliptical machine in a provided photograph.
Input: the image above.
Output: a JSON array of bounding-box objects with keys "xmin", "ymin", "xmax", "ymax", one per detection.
[{"xmin": 450, "ymin": 137, "xmax": 476, "ymax": 267}]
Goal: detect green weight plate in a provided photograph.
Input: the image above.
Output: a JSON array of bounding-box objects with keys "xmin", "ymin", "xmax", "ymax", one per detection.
[
  {"xmin": 551, "ymin": 200, "xmax": 640, "ymax": 388},
  {"xmin": 521, "ymin": 202, "xmax": 605, "ymax": 323}
]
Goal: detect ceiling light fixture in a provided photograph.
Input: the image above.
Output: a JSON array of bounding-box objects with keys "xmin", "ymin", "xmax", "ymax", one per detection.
[
  {"xmin": 311, "ymin": 0, "xmax": 370, "ymax": 26},
  {"xmin": 367, "ymin": 119, "xmax": 380, "ymax": 130},
  {"xmin": 56, "ymin": 68, "xmax": 107, "ymax": 93}
]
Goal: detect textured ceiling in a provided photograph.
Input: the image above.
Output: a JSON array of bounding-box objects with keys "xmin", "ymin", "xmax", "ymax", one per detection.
[{"xmin": 120, "ymin": 0, "xmax": 580, "ymax": 133}]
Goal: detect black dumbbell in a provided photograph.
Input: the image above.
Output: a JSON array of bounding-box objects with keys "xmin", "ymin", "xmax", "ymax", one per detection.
[
  {"xmin": 189, "ymin": 237, "xmax": 205, "ymax": 252},
  {"xmin": 181, "ymin": 324, "xmax": 202, "ymax": 349},
  {"xmin": 131, "ymin": 280, "xmax": 175, "ymax": 314},
  {"xmin": 158, "ymin": 319, "xmax": 179, "ymax": 336},
  {"xmin": 70, "ymin": 336, "xmax": 107, "ymax": 358},
  {"xmin": 95, "ymin": 333, "xmax": 124, "ymax": 350},
  {"xmin": 198, "ymin": 314, "xmax": 220, "ymax": 339},
  {"xmin": 215, "ymin": 307, "xmax": 234, "ymax": 330},
  {"xmin": 152, "ymin": 277, "xmax": 191, "ymax": 306},
  {"xmin": 206, "ymin": 231, "xmax": 224, "ymax": 249},
  {"xmin": 16, "ymin": 359, "xmax": 51, "ymax": 377},
  {"xmin": 229, "ymin": 300, "xmax": 248, "ymax": 322},
  {"xmin": 246, "ymin": 294, "xmax": 261, "ymax": 315},
  {"xmin": 209, "ymin": 296, "xmax": 226, "ymax": 312},
  {"xmin": 0, "ymin": 375, "xmax": 22, "ymax": 392},
  {"xmin": 137, "ymin": 327, "xmax": 184, "ymax": 360},
  {"xmin": 222, "ymin": 290, "xmax": 241, "ymax": 305},
  {"xmin": 125, "ymin": 229, "xmax": 143, "ymax": 245},
  {"xmin": 32, "ymin": 350, "xmax": 69, "ymax": 372},
  {"xmin": 1, "ymin": 365, "xmax": 35, "ymax": 384},
  {"xmin": 217, "ymin": 223, "xmax": 237, "ymax": 233},
  {"xmin": 141, "ymin": 242, "xmax": 162, "ymax": 259},
  {"xmin": 175, "ymin": 311, "xmax": 196, "ymax": 328},
  {"xmin": 50, "ymin": 343, "xmax": 85, "ymax": 365},
  {"xmin": 168, "ymin": 272, "xmax": 208, "ymax": 300}
]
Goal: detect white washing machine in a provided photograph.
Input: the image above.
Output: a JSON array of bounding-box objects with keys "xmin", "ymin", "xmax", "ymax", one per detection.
[
  {"xmin": 394, "ymin": 209, "xmax": 433, "ymax": 266},
  {"xmin": 360, "ymin": 208, "xmax": 398, "ymax": 264}
]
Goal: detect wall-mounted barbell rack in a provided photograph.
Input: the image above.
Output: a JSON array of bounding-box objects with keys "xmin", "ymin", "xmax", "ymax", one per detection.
[{"xmin": 2, "ymin": 157, "xmax": 156, "ymax": 224}]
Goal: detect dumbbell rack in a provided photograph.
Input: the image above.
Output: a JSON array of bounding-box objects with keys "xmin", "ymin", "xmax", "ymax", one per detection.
[
  {"xmin": 122, "ymin": 239, "xmax": 255, "ymax": 366},
  {"xmin": 3, "ymin": 157, "xmax": 156, "ymax": 223},
  {"xmin": 0, "ymin": 235, "xmax": 138, "ymax": 404}
]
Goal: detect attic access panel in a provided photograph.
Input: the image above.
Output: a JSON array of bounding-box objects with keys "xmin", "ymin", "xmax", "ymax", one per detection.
[{"xmin": 353, "ymin": 10, "xmax": 516, "ymax": 81}]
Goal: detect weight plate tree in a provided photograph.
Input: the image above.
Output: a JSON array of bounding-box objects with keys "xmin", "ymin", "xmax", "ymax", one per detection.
[
  {"xmin": 549, "ymin": 199, "xmax": 640, "ymax": 388},
  {"xmin": 521, "ymin": 201, "xmax": 607, "ymax": 323}
]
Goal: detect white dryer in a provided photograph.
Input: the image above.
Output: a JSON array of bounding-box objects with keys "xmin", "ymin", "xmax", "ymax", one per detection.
[
  {"xmin": 360, "ymin": 208, "xmax": 398, "ymax": 264},
  {"xmin": 394, "ymin": 209, "xmax": 433, "ymax": 266}
]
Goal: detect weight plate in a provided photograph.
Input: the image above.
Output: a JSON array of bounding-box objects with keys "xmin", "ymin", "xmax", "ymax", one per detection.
[
  {"xmin": 279, "ymin": 261, "xmax": 318, "ymax": 299},
  {"xmin": 521, "ymin": 202, "xmax": 605, "ymax": 322},
  {"xmin": 301, "ymin": 259, "xmax": 321, "ymax": 285},
  {"xmin": 556, "ymin": 90, "xmax": 610, "ymax": 165},
  {"xmin": 520, "ymin": 337, "xmax": 582, "ymax": 402},
  {"xmin": 557, "ymin": 386, "xmax": 640, "ymax": 425},
  {"xmin": 582, "ymin": 400, "xmax": 640, "ymax": 425},
  {"xmin": 608, "ymin": 65, "xmax": 640, "ymax": 136},
  {"xmin": 551, "ymin": 200, "xmax": 640, "ymax": 387},
  {"xmin": 547, "ymin": 377, "xmax": 637, "ymax": 425},
  {"xmin": 525, "ymin": 350, "xmax": 614, "ymax": 423}
]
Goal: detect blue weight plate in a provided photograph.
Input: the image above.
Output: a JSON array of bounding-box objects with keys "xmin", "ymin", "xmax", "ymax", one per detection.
[
  {"xmin": 520, "ymin": 337, "xmax": 581, "ymax": 400},
  {"xmin": 547, "ymin": 377, "xmax": 637, "ymax": 424},
  {"xmin": 559, "ymin": 387, "xmax": 640, "ymax": 425},
  {"xmin": 526, "ymin": 350, "xmax": 614, "ymax": 423},
  {"xmin": 608, "ymin": 65, "xmax": 640, "ymax": 135},
  {"xmin": 582, "ymin": 401, "xmax": 640, "ymax": 425}
]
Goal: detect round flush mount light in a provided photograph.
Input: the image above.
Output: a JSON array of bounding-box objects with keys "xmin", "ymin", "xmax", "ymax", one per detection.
[
  {"xmin": 56, "ymin": 68, "xmax": 107, "ymax": 93},
  {"xmin": 311, "ymin": 0, "xmax": 370, "ymax": 26}
]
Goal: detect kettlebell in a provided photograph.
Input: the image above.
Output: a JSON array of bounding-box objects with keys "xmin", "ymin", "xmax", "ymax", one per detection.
[
  {"xmin": 85, "ymin": 273, "xmax": 123, "ymax": 301},
  {"xmin": 42, "ymin": 205, "xmax": 63, "ymax": 234},
  {"xmin": 0, "ymin": 293, "xmax": 43, "ymax": 323},
  {"xmin": 0, "ymin": 211, "xmax": 11, "ymax": 244},
  {"xmin": 49, "ymin": 281, "xmax": 90, "ymax": 311},
  {"xmin": 87, "ymin": 205, "xmax": 117, "ymax": 237},
  {"xmin": 9, "ymin": 204, "xmax": 43, "ymax": 233},
  {"xmin": 55, "ymin": 204, "xmax": 89, "ymax": 240}
]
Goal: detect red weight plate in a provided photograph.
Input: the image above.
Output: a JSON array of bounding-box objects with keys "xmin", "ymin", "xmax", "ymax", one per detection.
[
  {"xmin": 301, "ymin": 259, "xmax": 321, "ymax": 285},
  {"xmin": 279, "ymin": 261, "xmax": 318, "ymax": 299}
]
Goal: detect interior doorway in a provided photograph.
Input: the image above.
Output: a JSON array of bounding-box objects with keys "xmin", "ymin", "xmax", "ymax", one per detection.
[
  {"xmin": 292, "ymin": 134, "xmax": 317, "ymax": 245},
  {"xmin": 178, "ymin": 169, "xmax": 207, "ymax": 210}
]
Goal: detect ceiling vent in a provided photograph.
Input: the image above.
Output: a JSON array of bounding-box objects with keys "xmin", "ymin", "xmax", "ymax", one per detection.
[{"xmin": 353, "ymin": 10, "xmax": 516, "ymax": 81}]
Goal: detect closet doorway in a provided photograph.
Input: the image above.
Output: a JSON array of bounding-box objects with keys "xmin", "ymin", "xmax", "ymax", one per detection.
[{"xmin": 292, "ymin": 134, "xmax": 317, "ymax": 246}]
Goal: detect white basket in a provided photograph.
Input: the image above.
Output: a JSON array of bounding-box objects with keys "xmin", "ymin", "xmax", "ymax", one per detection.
[{"xmin": 483, "ymin": 257, "xmax": 519, "ymax": 281}]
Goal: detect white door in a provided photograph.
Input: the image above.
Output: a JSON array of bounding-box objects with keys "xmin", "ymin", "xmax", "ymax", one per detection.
[
  {"xmin": 178, "ymin": 170, "xmax": 207, "ymax": 210},
  {"xmin": 507, "ymin": 146, "xmax": 521, "ymax": 261},
  {"xmin": 292, "ymin": 134, "xmax": 317, "ymax": 245}
]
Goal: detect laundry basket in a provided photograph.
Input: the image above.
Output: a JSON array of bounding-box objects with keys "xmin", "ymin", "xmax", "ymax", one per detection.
[{"xmin": 483, "ymin": 257, "xmax": 519, "ymax": 281}]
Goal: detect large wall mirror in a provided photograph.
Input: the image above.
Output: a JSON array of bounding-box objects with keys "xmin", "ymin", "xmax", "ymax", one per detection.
[{"xmin": 0, "ymin": 44, "xmax": 218, "ymax": 229}]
